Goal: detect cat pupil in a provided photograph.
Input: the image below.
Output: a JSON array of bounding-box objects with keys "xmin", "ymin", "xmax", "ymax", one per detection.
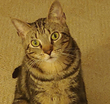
[
  {"xmin": 34, "ymin": 41, "xmax": 37, "ymax": 45},
  {"xmin": 54, "ymin": 34, "xmax": 57, "ymax": 38}
]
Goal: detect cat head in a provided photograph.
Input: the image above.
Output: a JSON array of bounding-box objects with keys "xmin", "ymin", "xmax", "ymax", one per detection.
[{"xmin": 11, "ymin": 1, "xmax": 72, "ymax": 63}]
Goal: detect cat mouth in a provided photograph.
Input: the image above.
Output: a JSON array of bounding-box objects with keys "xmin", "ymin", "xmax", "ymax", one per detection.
[
  {"xmin": 46, "ymin": 56, "xmax": 57, "ymax": 62},
  {"xmin": 49, "ymin": 56, "xmax": 53, "ymax": 59}
]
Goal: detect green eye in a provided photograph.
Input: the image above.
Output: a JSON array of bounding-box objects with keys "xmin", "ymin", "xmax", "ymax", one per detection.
[
  {"xmin": 51, "ymin": 32, "xmax": 59, "ymax": 41},
  {"xmin": 31, "ymin": 40, "xmax": 40, "ymax": 47}
]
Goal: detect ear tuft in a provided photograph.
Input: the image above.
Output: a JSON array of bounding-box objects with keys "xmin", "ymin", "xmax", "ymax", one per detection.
[
  {"xmin": 11, "ymin": 18, "xmax": 31, "ymax": 39},
  {"xmin": 48, "ymin": 1, "xmax": 66, "ymax": 24}
]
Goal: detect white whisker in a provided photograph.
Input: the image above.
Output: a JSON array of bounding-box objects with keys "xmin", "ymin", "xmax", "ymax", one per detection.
[
  {"xmin": 61, "ymin": 52, "xmax": 75, "ymax": 57},
  {"xmin": 23, "ymin": 57, "xmax": 42, "ymax": 70},
  {"xmin": 57, "ymin": 60, "xmax": 63, "ymax": 69}
]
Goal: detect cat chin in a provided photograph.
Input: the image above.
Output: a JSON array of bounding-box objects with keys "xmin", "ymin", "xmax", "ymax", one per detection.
[
  {"xmin": 42, "ymin": 53, "xmax": 58, "ymax": 63},
  {"xmin": 45, "ymin": 57, "xmax": 57, "ymax": 63}
]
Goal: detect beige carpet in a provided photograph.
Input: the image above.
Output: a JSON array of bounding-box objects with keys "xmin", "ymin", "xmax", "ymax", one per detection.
[{"xmin": 0, "ymin": 0, "xmax": 110, "ymax": 104}]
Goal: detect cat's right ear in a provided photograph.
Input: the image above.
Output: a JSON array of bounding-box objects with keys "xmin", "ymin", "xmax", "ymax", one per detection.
[
  {"xmin": 48, "ymin": 1, "xmax": 66, "ymax": 24},
  {"xmin": 11, "ymin": 18, "xmax": 31, "ymax": 39}
]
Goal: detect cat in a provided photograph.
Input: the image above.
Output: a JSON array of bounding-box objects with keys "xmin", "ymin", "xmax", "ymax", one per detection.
[
  {"xmin": 12, "ymin": 66, "xmax": 21, "ymax": 78},
  {"xmin": 11, "ymin": 1, "xmax": 87, "ymax": 104}
]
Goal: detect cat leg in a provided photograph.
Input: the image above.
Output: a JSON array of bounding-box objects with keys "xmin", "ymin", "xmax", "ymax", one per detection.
[{"xmin": 12, "ymin": 88, "xmax": 29, "ymax": 104}]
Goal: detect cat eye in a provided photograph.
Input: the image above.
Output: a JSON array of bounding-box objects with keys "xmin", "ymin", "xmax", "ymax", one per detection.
[
  {"xmin": 31, "ymin": 40, "xmax": 40, "ymax": 47},
  {"xmin": 51, "ymin": 32, "xmax": 59, "ymax": 41}
]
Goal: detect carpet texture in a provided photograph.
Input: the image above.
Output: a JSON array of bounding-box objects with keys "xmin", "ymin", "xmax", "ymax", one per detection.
[{"xmin": 0, "ymin": 0, "xmax": 110, "ymax": 104}]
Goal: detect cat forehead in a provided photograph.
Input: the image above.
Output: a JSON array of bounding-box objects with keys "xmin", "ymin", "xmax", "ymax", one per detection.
[
  {"xmin": 28, "ymin": 18, "xmax": 48, "ymax": 38},
  {"xmin": 29, "ymin": 18, "xmax": 63, "ymax": 37},
  {"xmin": 29, "ymin": 18, "xmax": 46, "ymax": 34},
  {"xmin": 34, "ymin": 18, "xmax": 46, "ymax": 29}
]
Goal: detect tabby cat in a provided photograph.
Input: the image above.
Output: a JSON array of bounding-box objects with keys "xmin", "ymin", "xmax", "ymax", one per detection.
[{"xmin": 11, "ymin": 1, "xmax": 87, "ymax": 104}]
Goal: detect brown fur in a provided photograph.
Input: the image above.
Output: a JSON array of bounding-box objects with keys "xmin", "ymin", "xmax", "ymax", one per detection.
[{"xmin": 12, "ymin": 1, "xmax": 87, "ymax": 104}]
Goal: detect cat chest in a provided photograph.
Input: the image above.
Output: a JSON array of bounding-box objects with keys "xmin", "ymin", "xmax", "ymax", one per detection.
[{"xmin": 28, "ymin": 74, "xmax": 73, "ymax": 104}]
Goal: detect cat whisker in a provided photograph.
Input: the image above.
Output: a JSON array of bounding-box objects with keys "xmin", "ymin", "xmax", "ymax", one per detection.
[
  {"xmin": 24, "ymin": 58, "xmax": 42, "ymax": 70},
  {"xmin": 57, "ymin": 60, "xmax": 64, "ymax": 69},
  {"xmin": 63, "ymin": 48, "xmax": 75, "ymax": 52},
  {"xmin": 54, "ymin": 48, "xmax": 62, "ymax": 51},
  {"xmin": 61, "ymin": 52, "xmax": 75, "ymax": 57}
]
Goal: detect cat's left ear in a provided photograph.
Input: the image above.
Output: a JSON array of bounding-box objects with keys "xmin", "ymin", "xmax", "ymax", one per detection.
[
  {"xmin": 11, "ymin": 18, "xmax": 31, "ymax": 39},
  {"xmin": 48, "ymin": 1, "xmax": 66, "ymax": 24}
]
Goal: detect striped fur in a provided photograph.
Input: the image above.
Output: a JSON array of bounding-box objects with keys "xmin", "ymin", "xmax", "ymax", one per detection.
[{"xmin": 12, "ymin": 1, "xmax": 87, "ymax": 104}]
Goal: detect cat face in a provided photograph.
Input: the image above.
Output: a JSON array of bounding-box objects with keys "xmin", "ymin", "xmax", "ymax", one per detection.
[
  {"xmin": 25, "ymin": 19, "xmax": 70, "ymax": 63},
  {"xmin": 11, "ymin": 1, "xmax": 71, "ymax": 63}
]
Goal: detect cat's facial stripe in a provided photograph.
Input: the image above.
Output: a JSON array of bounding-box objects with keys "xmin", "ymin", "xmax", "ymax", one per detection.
[
  {"xmin": 47, "ymin": 29, "xmax": 51, "ymax": 34},
  {"xmin": 34, "ymin": 18, "xmax": 46, "ymax": 35},
  {"xmin": 61, "ymin": 40, "xmax": 69, "ymax": 45},
  {"xmin": 35, "ymin": 33, "xmax": 37, "ymax": 39},
  {"xmin": 37, "ymin": 20, "xmax": 42, "ymax": 29},
  {"xmin": 28, "ymin": 52, "xmax": 35, "ymax": 57},
  {"xmin": 34, "ymin": 22, "xmax": 38, "ymax": 28},
  {"xmin": 61, "ymin": 32, "xmax": 70, "ymax": 37},
  {"xmin": 61, "ymin": 32, "xmax": 70, "ymax": 43},
  {"xmin": 26, "ymin": 44, "xmax": 30, "ymax": 50}
]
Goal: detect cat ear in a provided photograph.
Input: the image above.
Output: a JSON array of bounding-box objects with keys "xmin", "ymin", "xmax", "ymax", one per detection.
[
  {"xmin": 48, "ymin": 1, "xmax": 66, "ymax": 24},
  {"xmin": 11, "ymin": 18, "xmax": 31, "ymax": 39}
]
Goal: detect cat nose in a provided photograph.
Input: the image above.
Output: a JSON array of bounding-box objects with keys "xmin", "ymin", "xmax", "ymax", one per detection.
[
  {"xmin": 44, "ymin": 50, "xmax": 52, "ymax": 55},
  {"xmin": 43, "ymin": 45, "xmax": 53, "ymax": 55}
]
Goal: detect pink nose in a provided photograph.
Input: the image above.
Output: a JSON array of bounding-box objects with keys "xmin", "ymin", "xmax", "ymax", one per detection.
[
  {"xmin": 43, "ymin": 45, "xmax": 53, "ymax": 55},
  {"xmin": 44, "ymin": 50, "xmax": 52, "ymax": 55}
]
